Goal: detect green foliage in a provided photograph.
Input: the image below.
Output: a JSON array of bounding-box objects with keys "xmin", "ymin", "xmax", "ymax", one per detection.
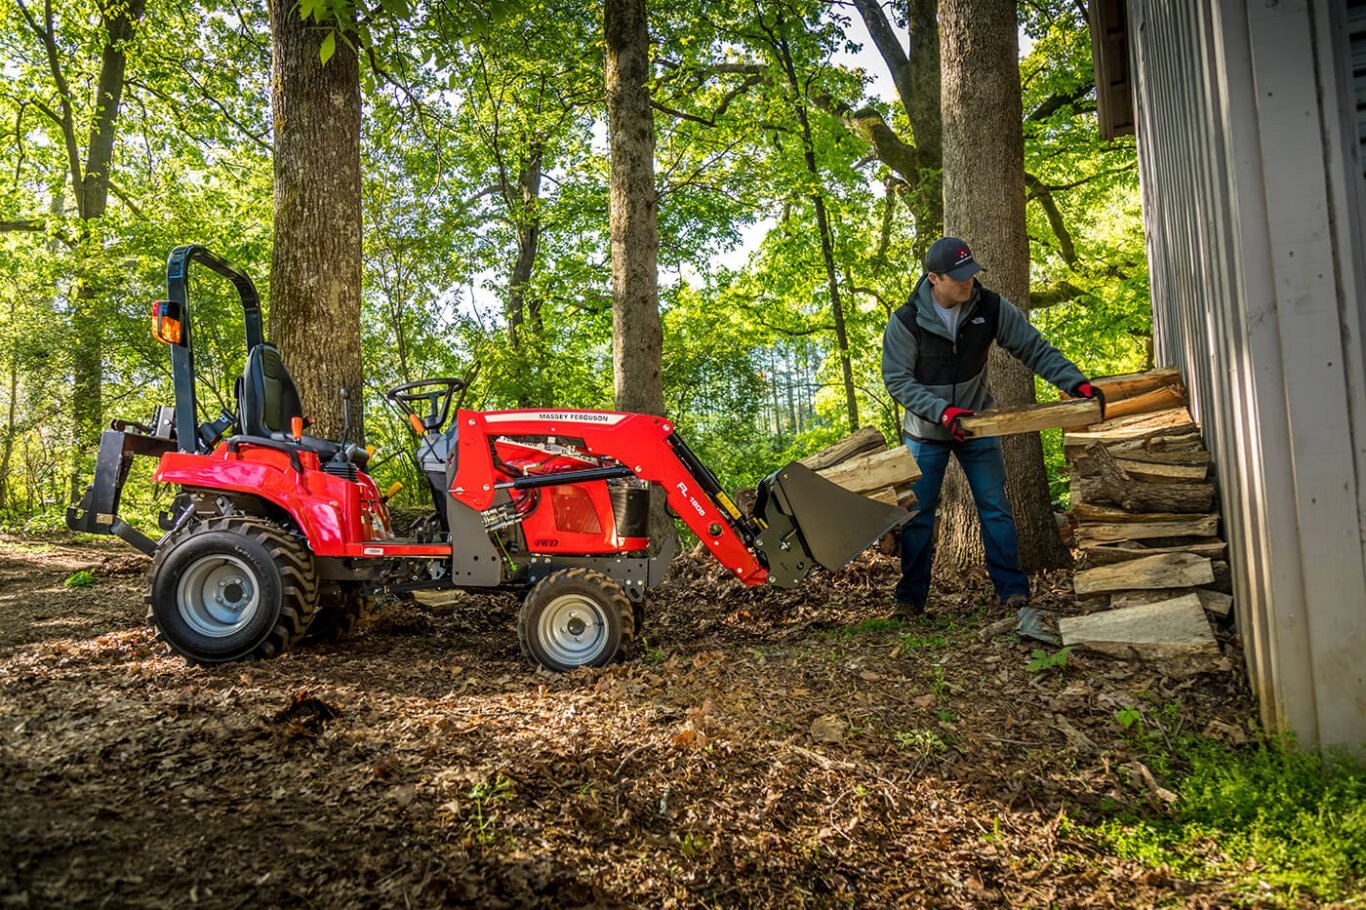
[
  {"xmin": 1026, "ymin": 646, "xmax": 1071, "ymax": 673},
  {"xmin": 63, "ymin": 569, "xmax": 96, "ymax": 588},
  {"xmin": 0, "ymin": 0, "xmax": 1147, "ymax": 531},
  {"xmin": 1092, "ymin": 735, "xmax": 1366, "ymax": 903}
]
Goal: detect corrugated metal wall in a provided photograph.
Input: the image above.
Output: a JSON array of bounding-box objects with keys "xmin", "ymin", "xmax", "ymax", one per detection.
[{"xmin": 1123, "ymin": 0, "xmax": 1366, "ymax": 747}]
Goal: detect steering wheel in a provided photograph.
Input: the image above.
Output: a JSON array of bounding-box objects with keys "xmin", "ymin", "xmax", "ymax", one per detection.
[{"xmin": 385, "ymin": 377, "xmax": 466, "ymax": 432}]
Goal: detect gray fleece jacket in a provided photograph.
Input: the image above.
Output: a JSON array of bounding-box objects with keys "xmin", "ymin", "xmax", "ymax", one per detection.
[{"xmin": 881, "ymin": 274, "xmax": 1088, "ymax": 442}]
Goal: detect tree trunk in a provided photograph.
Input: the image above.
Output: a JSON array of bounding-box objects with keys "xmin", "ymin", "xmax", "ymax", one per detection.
[
  {"xmin": 938, "ymin": 0, "xmax": 1070, "ymax": 571},
  {"xmin": 853, "ymin": 0, "xmax": 942, "ymax": 254},
  {"xmin": 605, "ymin": 0, "xmax": 663, "ymax": 418},
  {"xmin": 506, "ymin": 144, "xmax": 544, "ymax": 352},
  {"xmin": 267, "ymin": 1, "xmax": 364, "ymax": 441},
  {"xmin": 770, "ymin": 22, "xmax": 858, "ymax": 432}
]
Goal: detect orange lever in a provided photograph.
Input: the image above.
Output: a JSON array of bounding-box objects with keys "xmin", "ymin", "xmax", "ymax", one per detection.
[
  {"xmin": 408, "ymin": 413, "xmax": 425, "ymax": 435},
  {"xmin": 290, "ymin": 416, "xmax": 303, "ymax": 441}
]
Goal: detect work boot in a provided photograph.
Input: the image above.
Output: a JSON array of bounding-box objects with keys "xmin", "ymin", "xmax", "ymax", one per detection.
[
  {"xmin": 1002, "ymin": 594, "xmax": 1029, "ymax": 612},
  {"xmin": 888, "ymin": 599, "xmax": 924, "ymax": 621}
]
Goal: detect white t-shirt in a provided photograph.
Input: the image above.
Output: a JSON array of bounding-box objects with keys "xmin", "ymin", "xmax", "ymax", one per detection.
[{"xmin": 934, "ymin": 301, "xmax": 960, "ymax": 337}]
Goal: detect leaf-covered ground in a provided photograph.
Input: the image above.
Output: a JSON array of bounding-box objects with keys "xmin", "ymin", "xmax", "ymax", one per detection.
[{"xmin": 0, "ymin": 534, "xmax": 1265, "ymax": 908}]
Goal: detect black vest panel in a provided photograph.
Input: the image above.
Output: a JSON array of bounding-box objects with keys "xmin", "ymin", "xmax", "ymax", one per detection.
[{"xmin": 895, "ymin": 289, "xmax": 1000, "ymax": 386}]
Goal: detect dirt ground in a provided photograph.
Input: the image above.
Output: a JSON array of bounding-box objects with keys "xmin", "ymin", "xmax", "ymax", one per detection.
[{"xmin": 0, "ymin": 533, "xmax": 1260, "ymax": 908}]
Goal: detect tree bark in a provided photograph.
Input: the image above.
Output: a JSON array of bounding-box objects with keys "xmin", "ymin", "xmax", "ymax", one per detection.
[
  {"xmin": 768, "ymin": 20, "xmax": 858, "ymax": 431},
  {"xmin": 606, "ymin": 0, "xmax": 664, "ymax": 418},
  {"xmin": 937, "ymin": 0, "xmax": 1070, "ymax": 571},
  {"xmin": 267, "ymin": 0, "xmax": 364, "ymax": 441},
  {"xmin": 506, "ymin": 143, "xmax": 544, "ymax": 353}
]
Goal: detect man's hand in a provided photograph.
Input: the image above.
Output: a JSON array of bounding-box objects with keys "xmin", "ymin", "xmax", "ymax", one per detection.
[
  {"xmin": 940, "ymin": 406, "xmax": 974, "ymax": 442},
  {"xmin": 1073, "ymin": 381, "xmax": 1106, "ymax": 420}
]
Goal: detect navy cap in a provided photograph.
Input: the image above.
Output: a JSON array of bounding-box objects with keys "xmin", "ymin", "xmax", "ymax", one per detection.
[{"xmin": 924, "ymin": 237, "xmax": 983, "ymax": 280}]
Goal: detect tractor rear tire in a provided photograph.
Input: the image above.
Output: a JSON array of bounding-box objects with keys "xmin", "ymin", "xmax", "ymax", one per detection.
[
  {"xmin": 305, "ymin": 583, "xmax": 375, "ymax": 643},
  {"xmin": 517, "ymin": 568, "xmax": 635, "ymax": 672},
  {"xmin": 146, "ymin": 517, "xmax": 319, "ymax": 664}
]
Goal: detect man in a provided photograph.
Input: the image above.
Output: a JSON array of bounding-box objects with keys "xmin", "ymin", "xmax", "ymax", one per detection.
[{"xmin": 881, "ymin": 236, "xmax": 1102, "ymax": 616}]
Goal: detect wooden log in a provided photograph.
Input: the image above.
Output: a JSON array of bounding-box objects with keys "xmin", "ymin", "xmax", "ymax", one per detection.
[
  {"xmin": 958, "ymin": 399, "xmax": 1101, "ymax": 437},
  {"xmin": 1072, "ymin": 503, "xmax": 1214, "ymax": 524},
  {"xmin": 1107, "ymin": 588, "xmax": 1230, "ymax": 616},
  {"xmin": 1091, "ymin": 367, "xmax": 1183, "ymax": 401},
  {"xmin": 1104, "ymin": 430, "xmax": 1206, "ymax": 457},
  {"xmin": 817, "ymin": 445, "xmax": 921, "ymax": 495},
  {"xmin": 1064, "ymin": 408, "xmax": 1197, "ymax": 448},
  {"xmin": 1078, "ymin": 444, "xmax": 1214, "ymax": 513},
  {"xmin": 1075, "ymin": 516, "xmax": 1220, "ymax": 544},
  {"xmin": 1099, "ymin": 385, "xmax": 1188, "ymax": 420},
  {"xmin": 1077, "ymin": 540, "xmax": 1229, "ymax": 567},
  {"xmin": 1059, "ymin": 593, "xmax": 1219, "ymax": 659},
  {"xmin": 1073, "ymin": 552, "xmax": 1214, "ymax": 595},
  {"xmin": 1104, "ymin": 447, "xmax": 1211, "ymax": 467},
  {"xmin": 1115, "ymin": 459, "xmax": 1209, "ymax": 483},
  {"xmin": 799, "ymin": 426, "xmax": 888, "ymax": 471}
]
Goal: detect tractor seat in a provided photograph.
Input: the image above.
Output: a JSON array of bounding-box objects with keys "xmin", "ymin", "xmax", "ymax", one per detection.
[{"xmin": 239, "ymin": 343, "xmax": 368, "ymax": 468}]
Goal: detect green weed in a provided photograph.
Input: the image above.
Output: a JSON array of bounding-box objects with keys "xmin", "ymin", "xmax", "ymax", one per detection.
[
  {"xmin": 1026, "ymin": 646, "xmax": 1071, "ymax": 674},
  {"xmin": 63, "ymin": 570, "xmax": 96, "ymax": 588},
  {"xmin": 1090, "ymin": 734, "xmax": 1366, "ymax": 903},
  {"xmin": 893, "ymin": 729, "xmax": 947, "ymax": 757}
]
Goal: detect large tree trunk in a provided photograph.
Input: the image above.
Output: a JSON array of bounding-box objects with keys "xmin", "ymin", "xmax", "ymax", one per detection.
[
  {"xmin": 267, "ymin": 1, "xmax": 364, "ymax": 441},
  {"xmin": 605, "ymin": 0, "xmax": 663, "ymax": 417},
  {"xmin": 938, "ymin": 0, "xmax": 1069, "ymax": 571}
]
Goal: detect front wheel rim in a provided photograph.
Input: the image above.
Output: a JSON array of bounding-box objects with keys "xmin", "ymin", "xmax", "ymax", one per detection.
[
  {"xmin": 176, "ymin": 553, "xmax": 261, "ymax": 638},
  {"xmin": 537, "ymin": 593, "xmax": 611, "ymax": 666}
]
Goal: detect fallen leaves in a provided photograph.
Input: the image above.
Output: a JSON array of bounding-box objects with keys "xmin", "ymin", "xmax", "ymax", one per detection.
[{"xmin": 0, "ymin": 537, "xmax": 1258, "ymax": 908}]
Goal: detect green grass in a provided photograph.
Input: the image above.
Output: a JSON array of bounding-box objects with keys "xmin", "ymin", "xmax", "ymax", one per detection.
[{"xmin": 1089, "ymin": 733, "xmax": 1366, "ymax": 904}]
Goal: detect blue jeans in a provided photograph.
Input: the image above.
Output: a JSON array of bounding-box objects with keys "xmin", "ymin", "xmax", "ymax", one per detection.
[{"xmin": 896, "ymin": 436, "xmax": 1030, "ymax": 607}]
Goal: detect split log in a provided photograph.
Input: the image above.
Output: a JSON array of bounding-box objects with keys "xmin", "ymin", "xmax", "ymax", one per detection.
[
  {"xmin": 1059, "ymin": 593, "xmax": 1219, "ymax": 659},
  {"xmin": 1078, "ymin": 540, "xmax": 1228, "ymax": 567},
  {"xmin": 1078, "ymin": 444, "xmax": 1214, "ymax": 513},
  {"xmin": 1074, "ymin": 516, "xmax": 1220, "ymax": 545},
  {"xmin": 1109, "ymin": 588, "xmax": 1233, "ymax": 617},
  {"xmin": 1101, "ymin": 430, "xmax": 1205, "ymax": 458},
  {"xmin": 799, "ymin": 426, "xmax": 888, "ymax": 471},
  {"xmin": 816, "ymin": 446, "xmax": 921, "ymax": 496},
  {"xmin": 1099, "ymin": 384, "xmax": 1188, "ymax": 420},
  {"xmin": 1071, "ymin": 503, "xmax": 1213, "ymax": 524},
  {"xmin": 958, "ymin": 399, "xmax": 1101, "ymax": 437},
  {"xmin": 1103, "ymin": 447, "xmax": 1211, "ymax": 467},
  {"xmin": 1091, "ymin": 367, "xmax": 1183, "ymax": 401},
  {"xmin": 1114, "ymin": 459, "xmax": 1209, "ymax": 484},
  {"xmin": 1064, "ymin": 408, "xmax": 1197, "ymax": 448},
  {"xmin": 1073, "ymin": 552, "xmax": 1214, "ymax": 595}
]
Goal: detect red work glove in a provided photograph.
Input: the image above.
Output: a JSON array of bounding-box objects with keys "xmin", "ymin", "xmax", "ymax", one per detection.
[
  {"xmin": 940, "ymin": 406, "xmax": 974, "ymax": 442},
  {"xmin": 1073, "ymin": 381, "xmax": 1106, "ymax": 420}
]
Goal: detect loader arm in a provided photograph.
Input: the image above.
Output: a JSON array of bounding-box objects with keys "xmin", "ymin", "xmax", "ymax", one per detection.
[
  {"xmin": 449, "ymin": 409, "xmax": 911, "ymax": 589},
  {"xmin": 450, "ymin": 410, "xmax": 770, "ymax": 584}
]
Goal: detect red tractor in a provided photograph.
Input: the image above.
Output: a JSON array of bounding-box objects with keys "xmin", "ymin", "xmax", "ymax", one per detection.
[{"xmin": 68, "ymin": 246, "xmax": 907, "ymax": 671}]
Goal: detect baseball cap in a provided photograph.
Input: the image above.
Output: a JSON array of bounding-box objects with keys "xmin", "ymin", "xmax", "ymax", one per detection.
[{"xmin": 924, "ymin": 237, "xmax": 983, "ymax": 280}]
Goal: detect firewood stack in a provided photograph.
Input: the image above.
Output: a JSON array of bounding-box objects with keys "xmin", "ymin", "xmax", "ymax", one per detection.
[
  {"xmin": 1056, "ymin": 368, "xmax": 1231, "ymax": 663},
  {"xmin": 731, "ymin": 426, "xmax": 921, "ymax": 526}
]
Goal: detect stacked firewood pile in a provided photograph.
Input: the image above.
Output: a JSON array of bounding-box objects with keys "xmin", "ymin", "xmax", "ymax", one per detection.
[{"xmin": 1055, "ymin": 368, "xmax": 1231, "ymax": 663}]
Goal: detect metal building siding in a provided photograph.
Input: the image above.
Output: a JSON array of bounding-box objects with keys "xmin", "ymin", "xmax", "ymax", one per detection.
[{"xmin": 1122, "ymin": 0, "xmax": 1366, "ymax": 746}]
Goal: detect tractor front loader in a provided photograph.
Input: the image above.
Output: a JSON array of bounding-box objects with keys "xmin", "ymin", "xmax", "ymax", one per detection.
[{"xmin": 69, "ymin": 246, "xmax": 909, "ymax": 672}]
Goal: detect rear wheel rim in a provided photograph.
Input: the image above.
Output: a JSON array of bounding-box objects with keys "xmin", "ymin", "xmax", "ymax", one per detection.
[
  {"xmin": 176, "ymin": 553, "xmax": 261, "ymax": 638},
  {"xmin": 537, "ymin": 593, "xmax": 610, "ymax": 666}
]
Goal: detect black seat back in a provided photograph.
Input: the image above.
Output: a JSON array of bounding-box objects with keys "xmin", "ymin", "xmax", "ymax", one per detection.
[{"xmin": 240, "ymin": 343, "xmax": 303, "ymax": 440}]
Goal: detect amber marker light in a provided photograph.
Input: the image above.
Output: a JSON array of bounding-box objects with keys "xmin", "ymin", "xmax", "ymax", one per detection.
[{"xmin": 150, "ymin": 302, "xmax": 182, "ymax": 344}]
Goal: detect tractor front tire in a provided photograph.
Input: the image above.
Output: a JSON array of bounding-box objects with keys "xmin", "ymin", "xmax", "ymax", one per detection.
[
  {"xmin": 517, "ymin": 568, "xmax": 635, "ymax": 672},
  {"xmin": 146, "ymin": 517, "xmax": 319, "ymax": 664}
]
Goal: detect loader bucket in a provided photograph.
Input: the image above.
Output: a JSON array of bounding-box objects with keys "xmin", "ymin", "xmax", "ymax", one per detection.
[{"xmin": 753, "ymin": 462, "xmax": 911, "ymax": 588}]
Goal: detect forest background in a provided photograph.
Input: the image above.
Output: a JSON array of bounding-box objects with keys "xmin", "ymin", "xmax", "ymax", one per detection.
[{"xmin": 0, "ymin": 0, "xmax": 1149, "ymax": 535}]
